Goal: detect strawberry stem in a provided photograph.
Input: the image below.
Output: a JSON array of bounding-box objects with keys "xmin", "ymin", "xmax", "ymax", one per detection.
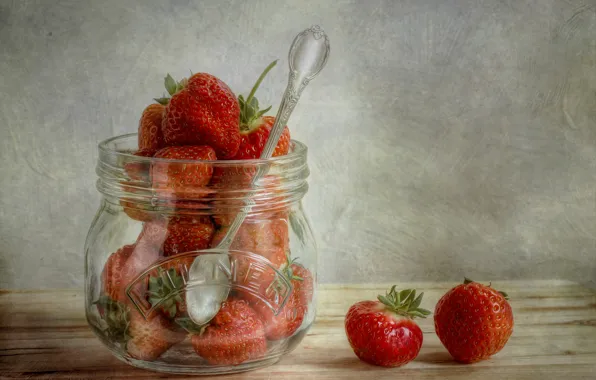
[
  {"xmin": 462, "ymin": 277, "xmax": 510, "ymax": 300},
  {"xmin": 239, "ymin": 60, "xmax": 278, "ymax": 129},
  {"xmin": 94, "ymin": 296, "xmax": 131, "ymax": 343},
  {"xmin": 377, "ymin": 285, "xmax": 431, "ymax": 319},
  {"xmin": 244, "ymin": 60, "xmax": 277, "ymax": 108}
]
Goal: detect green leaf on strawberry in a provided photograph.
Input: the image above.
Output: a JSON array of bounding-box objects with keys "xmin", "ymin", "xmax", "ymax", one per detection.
[
  {"xmin": 147, "ymin": 267, "xmax": 186, "ymax": 319},
  {"xmin": 154, "ymin": 73, "xmax": 188, "ymax": 105},
  {"xmin": 94, "ymin": 295, "xmax": 131, "ymax": 344},
  {"xmin": 377, "ymin": 285, "xmax": 432, "ymax": 319}
]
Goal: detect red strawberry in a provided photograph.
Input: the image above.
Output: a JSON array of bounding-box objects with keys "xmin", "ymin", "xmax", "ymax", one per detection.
[
  {"xmin": 210, "ymin": 173, "xmax": 288, "ymax": 228},
  {"xmin": 189, "ymin": 298, "xmax": 267, "ymax": 365},
  {"xmin": 232, "ymin": 61, "xmax": 290, "ymax": 159},
  {"xmin": 249, "ymin": 258, "xmax": 314, "ymax": 340},
  {"xmin": 101, "ymin": 240, "xmax": 160, "ymax": 304},
  {"xmin": 94, "ymin": 296, "xmax": 186, "ymax": 361},
  {"xmin": 136, "ymin": 216, "xmax": 215, "ymax": 257},
  {"xmin": 124, "ymin": 149, "xmax": 154, "ymax": 182},
  {"xmin": 345, "ymin": 286, "xmax": 430, "ymax": 367},
  {"xmin": 138, "ymin": 103, "xmax": 166, "ymax": 155},
  {"xmin": 126, "ymin": 305, "xmax": 187, "ymax": 361},
  {"xmin": 101, "ymin": 245, "xmax": 135, "ymax": 303},
  {"xmin": 210, "ymin": 217, "xmax": 289, "ymax": 261},
  {"xmin": 152, "ymin": 145, "xmax": 217, "ymax": 201},
  {"xmin": 231, "ymin": 246, "xmax": 288, "ymax": 297},
  {"xmin": 136, "ymin": 219, "xmax": 169, "ymax": 250},
  {"xmin": 160, "ymin": 72, "xmax": 241, "ymax": 159},
  {"xmin": 235, "ymin": 115, "xmax": 290, "ymax": 159},
  {"xmin": 120, "ymin": 195, "xmax": 156, "ymax": 223},
  {"xmin": 162, "ymin": 215, "xmax": 215, "ymax": 257},
  {"xmin": 121, "ymin": 150, "xmax": 157, "ymax": 222},
  {"xmin": 434, "ymin": 278, "xmax": 514, "ymax": 364}
]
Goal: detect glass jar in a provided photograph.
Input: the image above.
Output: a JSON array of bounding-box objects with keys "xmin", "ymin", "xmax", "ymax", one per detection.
[{"xmin": 84, "ymin": 133, "xmax": 317, "ymax": 375}]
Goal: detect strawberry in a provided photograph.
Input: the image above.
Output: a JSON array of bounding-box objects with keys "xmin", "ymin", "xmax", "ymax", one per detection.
[
  {"xmin": 210, "ymin": 216, "xmax": 289, "ymax": 255},
  {"xmin": 232, "ymin": 61, "xmax": 290, "ymax": 160},
  {"xmin": 344, "ymin": 286, "xmax": 431, "ymax": 367},
  {"xmin": 210, "ymin": 219, "xmax": 289, "ymax": 296},
  {"xmin": 101, "ymin": 245, "xmax": 135, "ymax": 304},
  {"xmin": 231, "ymin": 246, "xmax": 288, "ymax": 298},
  {"xmin": 210, "ymin": 172, "xmax": 288, "ymax": 228},
  {"xmin": 159, "ymin": 72, "xmax": 241, "ymax": 159},
  {"xmin": 126, "ymin": 304, "xmax": 187, "ymax": 361},
  {"xmin": 162, "ymin": 215, "xmax": 215, "ymax": 257},
  {"xmin": 248, "ymin": 258, "xmax": 314, "ymax": 340},
  {"xmin": 434, "ymin": 278, "xmax": 514, "ymax": 364},
  {"xmin": 136, "ymin": 218, "xmax": 169, "ymax": 250},
  {"xmin": 124, "ymin": 149, "xmax": 154, "ymax": 182},
  {"xmin": 101, "ymin": 240, "xmax": 161, "ymax": 304},
  {"xmin": 152, "ymin": 145, "xmax": 217, "ymax": 201},
  {"xmin": 121, "ymin": 150, "xmax": 157, "ymax": 222},
  {"xmin": 136, "ymin": 216, "xmax": 215, "ymax": 256},
  {"xmin": 137, "ymin": 103, "xmax": 166, "ymax": 155},
  {"xmin": 189, "ymin": 298, "xmax": 267, "ymax": 365},
  {"xmin": 94, "ymin": 296, "xmax": 186, "ymax": 361}
]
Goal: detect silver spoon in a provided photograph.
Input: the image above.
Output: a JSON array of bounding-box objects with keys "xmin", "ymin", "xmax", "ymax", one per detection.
[{"xmin": 185, "ymin": 25, "xmax": 330, "ymax": 326}]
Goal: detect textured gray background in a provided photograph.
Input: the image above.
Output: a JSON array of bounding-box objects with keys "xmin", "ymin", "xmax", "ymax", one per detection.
[{"xmin": 1, "ymin": 0, "xmax": 596, "ymax": 289}]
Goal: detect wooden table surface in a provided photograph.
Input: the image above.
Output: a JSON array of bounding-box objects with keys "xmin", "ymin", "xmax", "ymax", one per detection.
[{"xmin": 1, "ymin": 280, "xmax": 596, "ymax": 379}]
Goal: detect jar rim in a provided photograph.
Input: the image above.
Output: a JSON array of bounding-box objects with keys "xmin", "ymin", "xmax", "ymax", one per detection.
[{"xmin": 98, "ymin": 133, "xmax": 308, "ymax": 164}]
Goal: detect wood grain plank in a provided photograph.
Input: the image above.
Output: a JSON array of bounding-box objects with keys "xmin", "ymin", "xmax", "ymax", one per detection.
[{"xmin": 1, "ymin": 281, "xmax": 595, "ymax": 379}]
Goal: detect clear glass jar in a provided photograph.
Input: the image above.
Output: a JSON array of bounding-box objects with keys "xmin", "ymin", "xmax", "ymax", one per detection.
[{"xmin": 84, "ymin": 133, "xmax": 317, "ymax": 375}]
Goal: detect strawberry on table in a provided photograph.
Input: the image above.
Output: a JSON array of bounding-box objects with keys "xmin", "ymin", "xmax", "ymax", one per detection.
[
  {"xmin": 160, "ymin": 72, "xmax": 241, "ymax": 159},
  {"xmin": 344, "ymin": 285, "xmax": 430, "ymax": 367},
  {"xmin": 434, "ymin": 278, "xmax": 514, "ymax": 364},
  {"xmin": 188, "ymin": 298, "xmax": 267, "ymax": 365},
  {"xmin": 152, "ymin": 145, "xmax": 217, "ymax": 201}
]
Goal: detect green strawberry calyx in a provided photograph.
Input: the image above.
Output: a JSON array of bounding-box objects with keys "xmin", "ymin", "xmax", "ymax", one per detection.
[
  {"xmin": 238, "ymin": 60, "xmax": 278, "ymax": 132},
  {"xmin": 267, "ymin": 252, "xmax": 304, "ymax": 295},
  {"xmin": 154, "ymin": 73, "xmax": 188, "ymax": 105},
  {"xmin": 93, "ymin": 295, "xmax": 131, "ymax": 344},
  {"xmin": 377, "ymin": 285, "xmax": 432, "ymax": 319},
  {"xmin": 463, "ymin": 277, "xmax": 509, "ymax": 300},
  {"xmin": 147, "ymin": 267, "xmax": 186, "ymax": 319}
]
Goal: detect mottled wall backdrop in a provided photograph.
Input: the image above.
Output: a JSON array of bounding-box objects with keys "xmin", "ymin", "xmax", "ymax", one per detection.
[{"xmin": 1, "ymin": 0, "xmax": 595, "ymax": 288}]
